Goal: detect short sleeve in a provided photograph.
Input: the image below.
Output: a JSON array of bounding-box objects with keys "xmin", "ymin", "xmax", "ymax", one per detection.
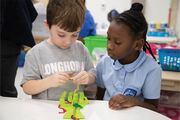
[
  {"xmin": 142, "ymin": 67, "xmax": 162, "ymax": 99},
  {"xmin": 95, "ymin": 59, "xmax": 105, "ymax": 88},
  {"xmin": 21, "ymin": 50, "xmax": 41, "ymax": 86}
]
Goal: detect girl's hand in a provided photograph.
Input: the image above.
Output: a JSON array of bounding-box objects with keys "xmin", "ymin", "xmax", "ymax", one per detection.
[
  {"xmin": 109, "ymin": 94, "xmax": 139, "ymax": 110},
  {"xmin": 71, "ymin": 71, "xmax": 92, "ymax": 85},
  {"xmin": 45, "ymin": 72, "xmax": 70, "ymax": 88}
]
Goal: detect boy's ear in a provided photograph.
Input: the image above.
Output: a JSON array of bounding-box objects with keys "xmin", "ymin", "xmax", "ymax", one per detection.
[
  {"xmin": 134, "ymin": 39, "xmax": 144, "ymax": 50},
  {"xmin": 43, "ymin": 19, "xmax": 50, "ymax": 30}
]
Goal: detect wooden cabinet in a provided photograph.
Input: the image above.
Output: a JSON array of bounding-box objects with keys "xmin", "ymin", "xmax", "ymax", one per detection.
[{"xmin": 161, "ymin": 71, "xmax": 180, "ymax": 92}]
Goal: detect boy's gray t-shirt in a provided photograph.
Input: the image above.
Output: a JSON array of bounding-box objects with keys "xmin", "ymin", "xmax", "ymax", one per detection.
[{"xmin": 21, "ymin": 40, "xmax": 95, "ymax": 100}]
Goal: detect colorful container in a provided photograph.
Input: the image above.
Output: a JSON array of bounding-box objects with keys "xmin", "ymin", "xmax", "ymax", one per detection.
[
  {"xmin": 84, "ymin": 36, "xmax": 107, "ymax": 54},
  {"xmin": 158, "ymin": 48, "xmax": 180, "ymax": 71}
]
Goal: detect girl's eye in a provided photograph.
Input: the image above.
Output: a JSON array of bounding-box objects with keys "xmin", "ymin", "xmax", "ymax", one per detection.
[
  {"xmin": 58, "ymin": 34, "xmax": 65, "ymax": 37},
  {"xmin": 115, "ymin": 41, "xmax": 121, "ymax": 45},
  {"xmin": 107, "ymin": 37, "xmax": 111, "ymax": 41}
]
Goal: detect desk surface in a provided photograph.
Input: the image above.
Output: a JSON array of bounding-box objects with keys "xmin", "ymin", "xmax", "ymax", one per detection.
[{"xmin": 0, "ymin": 97, "xmax": 170, "ymax": 120}]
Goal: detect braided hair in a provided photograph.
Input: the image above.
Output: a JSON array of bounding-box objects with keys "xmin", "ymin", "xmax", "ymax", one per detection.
[
  {"xmin": 113, "ymin": 3, "xmax": 156, "ymax": 60},
  {"xmin": 107, "ymin": 9, "xmax": 119, "ymax": 22}
]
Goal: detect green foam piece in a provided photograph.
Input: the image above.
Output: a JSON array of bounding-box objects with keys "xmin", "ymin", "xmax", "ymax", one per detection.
[
  {"xmin": 59, "ymin": 91, "xmax": 89, "ymax": 119},
  {"xmin": 68, "ymin": 92, "xmax": 73, "ymax": 102}
]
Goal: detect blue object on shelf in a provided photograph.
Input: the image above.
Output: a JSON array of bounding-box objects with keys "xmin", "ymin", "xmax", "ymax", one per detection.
[
  {"xmin": 158, "ymin": 49, "xmax": 180, "ymax": 72},
  {"xmin": 147, "ymin": 31, "xmax": 158, "ymax": 36},
  {"xmin": 160, "ymin": 23, "xmax": 168, "ymax": 29},
  {"xmin": 157, "ymin": 31, "xmax": 169, "ymax": 37},
  {"xmin": 147, "ymin": 31, "xmax": 169, "ymax": 37}
]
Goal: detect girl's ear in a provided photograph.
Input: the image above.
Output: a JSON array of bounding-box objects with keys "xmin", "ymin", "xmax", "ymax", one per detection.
[
  {"xmin": 134, "ymin": 39, "xmax": 144, "ymax": 50},
  {"xmin": 44, "ymin": 19, "xmax": 50, "ymax": 30}
]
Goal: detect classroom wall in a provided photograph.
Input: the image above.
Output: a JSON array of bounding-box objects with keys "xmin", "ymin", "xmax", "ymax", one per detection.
[
  {"xmin": 175, "ymin": 0, "xmax": 180, "ymax": 38},
  {"xmin": 144, "ymin": 0, "xmax": 171, "ymax": 23},
  {"xmin": 37, "ymin": 0, "xmax": 179, "ymax": 38},
  {"xmin": 86, "ymin": 0, "xmax": 171, "ymax": 29},
  {"xmin": 86, "ymin": 0, "xmax": 131, "ymax": 29}
]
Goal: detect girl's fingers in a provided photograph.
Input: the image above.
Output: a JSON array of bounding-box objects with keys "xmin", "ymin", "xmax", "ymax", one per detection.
[
  {"xmin": 109, "ymin": 95, "xmax": 127, "ymax": 109},
  {"xmin": 109, "ymin": 98, "xmax": 116, "ymax": 108}
]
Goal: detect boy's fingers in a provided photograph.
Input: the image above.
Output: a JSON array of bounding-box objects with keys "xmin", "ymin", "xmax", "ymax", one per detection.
[
  {"xmin": 73, "ymin": 75, "xmax": 87, "ymax": 84},
  {"xmin": 71, "ymin": 72, "xmax": 81, "ymax": 80},
  {"xmin": 58, "ymin": 72, "xmax": 70, "ymax": 78},
  {"xmin": 59, "ymin": 80, "xmax": 66, "ymax": 84},
  {"xmin": 72, "ymin": 72, "xmax": 87, "ymax": 81}
]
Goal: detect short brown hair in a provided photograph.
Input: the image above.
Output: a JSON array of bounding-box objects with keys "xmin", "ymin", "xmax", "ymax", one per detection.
[{"xmin": 47, "ymin": 0, "xmax": 85, "ymax": 32}]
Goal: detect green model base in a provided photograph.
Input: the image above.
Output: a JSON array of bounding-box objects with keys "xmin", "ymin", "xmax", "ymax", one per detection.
[{"xmin": 59, "ymin": 91, "xmax": 89, "ymax": 119}]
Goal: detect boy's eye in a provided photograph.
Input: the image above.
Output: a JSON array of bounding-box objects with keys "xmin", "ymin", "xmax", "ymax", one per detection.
[
  {"xmin": 58, "ymin": 34, "xmax": 65, "ymax": 37},
  {"xmin": 72, "ymin": 33, "xmax": 79, "ymax": 37},
  {"xmin": 72, "ymin": 34, "xmax": 78, "ymax": 37}
]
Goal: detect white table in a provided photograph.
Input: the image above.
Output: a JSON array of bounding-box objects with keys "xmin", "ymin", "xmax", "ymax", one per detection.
[{"xmin": 0, "ymin": 97, "xmax": 170, "ymax": 120}]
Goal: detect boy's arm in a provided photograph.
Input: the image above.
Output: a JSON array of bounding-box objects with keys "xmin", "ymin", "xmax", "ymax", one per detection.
[
  {"xmin": 22, "ymin": 72, "xmax": 70, "ymax": 95},
  {"xmin": 22, "ymin": 50, "xmax": 47, "ymax": 95},
  {"xmin": 22, "ymin": 78, "xmax": 51, "ymax": 95}
]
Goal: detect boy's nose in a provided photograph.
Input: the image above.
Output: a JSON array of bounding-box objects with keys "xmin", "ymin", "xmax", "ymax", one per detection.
[
  {"xmin": 65, "ymin": 40, "xmax": 71, "ymax": 45},
  {"xmin": 64, "ymin": 38, "xmax": 72, "ymax": 44},
  {"xmin": 64, "ymin": 39, "xmax": 75, "ymax": 46}
]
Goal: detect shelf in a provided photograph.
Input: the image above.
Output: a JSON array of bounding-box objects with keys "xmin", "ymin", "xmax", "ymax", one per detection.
[
  {"xmin": 147, "ymin": 36, "xmax": 178, "ymax": 44},
  {"xmin": 161, "ymin": 71, "xmax": 180, "ymax": 92},
  {"xmin": 96, "ymin": 29, "xmax": 178, "ymax": 44},
  {"xmin": 162, "ymin": 71, "xmax": 180, "ymax": 82}
]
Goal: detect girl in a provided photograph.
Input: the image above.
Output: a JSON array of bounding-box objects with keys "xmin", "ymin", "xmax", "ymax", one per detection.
[{"xmin": 96, "ymin": 3, "xmax": 161, "ymax": 111}]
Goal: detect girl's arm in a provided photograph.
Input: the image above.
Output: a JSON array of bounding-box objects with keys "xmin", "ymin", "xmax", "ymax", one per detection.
[
  {"xmin": 143, "ymin": 99, "xmax": 159, "ymax": 111},
  {"xmin": 109, "ymin": 94, "xmax": 158, "ymax": 111}
]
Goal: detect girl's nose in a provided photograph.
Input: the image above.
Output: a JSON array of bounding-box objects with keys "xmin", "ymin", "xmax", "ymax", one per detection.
[{"xmin": 107, "ymin": 41, "xmax": 113, "ymax": 50}]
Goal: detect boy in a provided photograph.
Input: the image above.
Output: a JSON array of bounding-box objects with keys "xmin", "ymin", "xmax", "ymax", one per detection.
[{"xmin": 21, "ymin": 0, "xmax": 95, "ymax": 100}]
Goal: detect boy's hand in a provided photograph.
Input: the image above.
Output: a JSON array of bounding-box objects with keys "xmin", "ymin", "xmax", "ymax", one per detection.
[
  {"xmin": 71, "ymin": 71, "xmax": 92, "ymax": 85},
  {"xmin": 109, "ymin": 94, "xmax": 139, "ymax": 110},
  {"xmin": 45, "ymin": 72, "xmax": 70, "ymax": 88}
]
